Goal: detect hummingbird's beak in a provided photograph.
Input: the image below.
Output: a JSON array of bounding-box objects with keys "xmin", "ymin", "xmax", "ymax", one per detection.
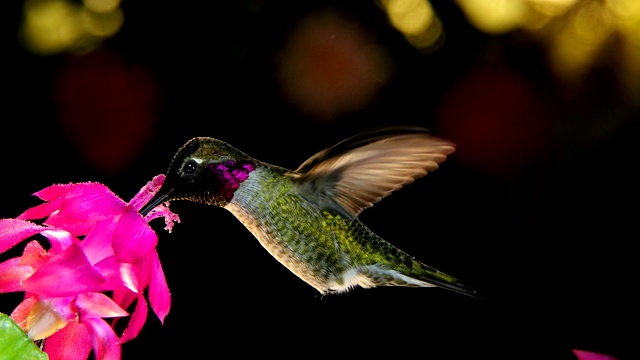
[{"xmin": 139, "ymin": 187, "xmax": 173, "ymax": 216}]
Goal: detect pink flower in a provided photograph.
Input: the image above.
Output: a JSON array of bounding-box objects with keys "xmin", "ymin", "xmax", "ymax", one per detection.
[
  {"xmin": 573, "ymin": 349, "xmax": 619, "ymax": 360},
  {"xmin": 0, "ymin": 175, "xmax": 179, "ymax": 360}
]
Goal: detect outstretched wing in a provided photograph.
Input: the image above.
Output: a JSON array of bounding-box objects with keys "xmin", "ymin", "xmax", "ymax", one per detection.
[{"xmin": 291, "ymin": 126, "xmax": 455, "ymax": 219}]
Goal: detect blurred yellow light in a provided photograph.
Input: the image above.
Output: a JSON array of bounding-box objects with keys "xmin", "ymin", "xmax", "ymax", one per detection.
[
  {"xmin": 606, "ymin": 0, "xmax": 640, "ymax": 99},
  {"xmin": 606, "ymin": 0, "xmax": 640, "ymax": 20},
  {"xmin": 549, "ymin": 30, "xmax": 597, "ymax": 83},
  {"xmin": 606, "ymin": 0, "xmax": 640, "ymax": 38},
  {"xmin": 455, "ymin": 0, "xmax": 527, "ymax": 34},
  {"xmin": 382, "ymin": 0, "xmax": 434, "ymax": 36},
  {"xmin": 529, "ymin": 0, "xmax": 577, "ymax": 17},
  {"xmin": 572, "ymin": 1, "xmax": 614, "ymax": 45},
  {"xmin": 520, "ymin": 10, "xmax": 552, "ymax": 30},
  {"xmin": 547, "ymin": 2, "xmax": 614, "ymax": 85},
  {"xmin": 80, "ymin": 7, "xmax": 124, "ymax": 37},
  {"xmin": 83, "ymin": 0, "xmax": 121, "ymax": 13},
  {"xmin": 20, "ymin": 0, "xmax": 83, "ymax": 55},
  {"xmin": 406, "ymin": 16, "xmax": 444, "ymax": 51}
]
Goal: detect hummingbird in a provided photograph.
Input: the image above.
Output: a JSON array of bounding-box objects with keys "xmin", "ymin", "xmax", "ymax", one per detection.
[{"xmin": 140, "ymin": 126, "xmax": 478, "ymax": 298}]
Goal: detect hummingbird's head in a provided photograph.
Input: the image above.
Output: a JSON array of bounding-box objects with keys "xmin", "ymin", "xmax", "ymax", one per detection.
[{"xmin": 139, "ymin": 137, "xmax": 256, "ymax": 216}]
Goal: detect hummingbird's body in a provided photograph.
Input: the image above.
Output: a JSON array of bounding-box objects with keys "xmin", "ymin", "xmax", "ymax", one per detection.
[{"xmin": 141, "ymin": 127, "xmax": 478, "ymax": 297}]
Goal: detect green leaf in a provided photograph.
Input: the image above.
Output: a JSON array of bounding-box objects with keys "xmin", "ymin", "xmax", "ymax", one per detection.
[{"xmin": 0, "ymin": 312, "xmax": 49, "ymax": 360}]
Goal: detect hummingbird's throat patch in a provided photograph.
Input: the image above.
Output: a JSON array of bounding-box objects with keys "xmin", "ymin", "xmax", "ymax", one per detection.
[{"xmin": 209, "ymin": 160, "xmax": 255, "ymax": 202}]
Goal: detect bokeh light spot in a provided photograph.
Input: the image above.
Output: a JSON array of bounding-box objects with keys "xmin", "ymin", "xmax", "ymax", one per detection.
[
  {"xmin": 276, "ymin": 9, "xmax": 393, "ymax": 121},
  {"xmin": 405, "ymin": 16, "xmax": 444, "ymax": 51},
  {"xmin": 80, "ymin": 6, "xmax": 124, "ymax": 38},
  {"xmin": 455, "ymin": 0, "xmax": 527, "ymax": 34},
  {"xmin": 529, "ymin": 0, "xmax": 577, "ymax": 17},
  {"xmin": 83, "ymin": 0, "xmax": 121, "ymax": 14},
  {"xmin": 19, "ymin": 0, "xmax": 126, "ymax": 56},
  {"xmin": 453, "ymin": 0, "xmax": 640, "ymax": 100},
  {"xmin": 20, "ymin": 0, "xmax": 84, "ymax": 55},
  {"xmin": 606, "ymin": 0, "xmax": 640, "ymax": 21},
  {"xmin": 437, "ymin": 65, "xmax": 552, "ymax": 177},
  {"xmin": 572, "ymin": 1, "xmax": 614, "ymax": 45},
  {"xmin": 379, "ymin": 0, "xmax": 443, "ymax": 51},
  {"xmin": 382, "ymin": 0, "xmax": 433, "ymax": 36},
  {"xmin": 53, "ymin": 49, "xmax": 160, "ymax": 175}
]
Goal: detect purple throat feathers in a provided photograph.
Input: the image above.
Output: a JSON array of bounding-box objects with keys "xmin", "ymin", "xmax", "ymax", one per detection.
[{"xmin": 209, "ymin": 160, "xmax": 256, "ymax": 202}]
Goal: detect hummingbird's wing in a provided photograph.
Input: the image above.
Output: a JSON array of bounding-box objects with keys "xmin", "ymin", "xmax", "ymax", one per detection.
[{"xmin": 291, "ymin": 126, "xmax": 455, "ymax": 219}]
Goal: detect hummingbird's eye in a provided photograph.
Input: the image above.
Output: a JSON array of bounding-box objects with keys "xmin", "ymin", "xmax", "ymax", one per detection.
[{"xmin": 183, "ymin": 160, "xmax": 198, "ymax": 175}]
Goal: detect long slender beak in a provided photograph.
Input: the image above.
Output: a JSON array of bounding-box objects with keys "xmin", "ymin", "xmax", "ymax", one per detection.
[{"xmin": 139, "ymin": 188, "xmax": 172, "ymax": 216}]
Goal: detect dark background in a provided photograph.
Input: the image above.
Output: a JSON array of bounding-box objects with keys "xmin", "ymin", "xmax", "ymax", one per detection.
[{"xmin": 2, "ymin": 1, "xmax": 638, "ymax": 359}]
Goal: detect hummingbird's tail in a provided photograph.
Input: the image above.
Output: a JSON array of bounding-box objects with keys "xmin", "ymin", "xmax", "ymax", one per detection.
[{"xmin": 358, "ymin": 263, "xmax": 481, "ymax": 298}]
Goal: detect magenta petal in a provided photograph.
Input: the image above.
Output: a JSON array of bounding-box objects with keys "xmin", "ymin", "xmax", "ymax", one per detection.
[
  {"xmin": 0, "ymin": 257, "xmax": 34, "ymax": 293},
  {"xmin": 136, "ymin": 253, "xmax": 151, "ymax": 290},
  {"xmin": 44, "ymin": 214, "xmax": 97, "ymax": 237},
  {"xmin": 19, "ymin": 240, "xmax": 49, "ymax": 268},
  {"xmin": 112, "ymin": 208, "xmax": 157, "ymax": 263},
  {"xmin": 40, "ymin": 229, "xmax": 77, "ymax": 254},
  {"xmin": 59, "ymin": 183, "xmax": 127, "ymax": 216},
  {"xmin": 45, "ymin": 183, "xmax": 127, "ymax": 235},
  {"xmin": 119, "ymin": 294, "xmax": 148, "ymax": 344},
  {"xmin": 11, "ymin": 296, "xmax": 38, "ymax": 330},
  {"xmin": 573, "ymin": 349, "xmax": 619, "ymax": 360},
  {"xmin": 22, "ymin": 243, "xmax": 106, "ymax": 297},
  {"xmin": 112, "ymin": 289, "xmax": 137, "ymax": 316},
  {"xmin": 44, "ymin": 320, "xmax": 93, "ymax": 360},
  {"xmin": 148, "ymin": 251, "xmax": 171, "ymax": 323},
  {"xmin": 32, "ymin": 183, "xmax": 75, "ymax": 201},
  {"xmin": 93, "ymin": 256, "xmax": 139, "ymax": 293},
  {"xmin": 18, "ymin": 199, "xmax": 63, "ymax": 221},
  {"xmin": 83, "ymin": 317, "xmax": 121, "ymax": 360},
  {"xmin": 76, "ymin": 292, "xmax": 128, "ymax": 319},
  {"xmin": 0, "ymin": 218, "xmax": 48, "ymax": 254},
  {"xmin": 81, "ymin": 218, "xmax": 118, "ymax": 265}
]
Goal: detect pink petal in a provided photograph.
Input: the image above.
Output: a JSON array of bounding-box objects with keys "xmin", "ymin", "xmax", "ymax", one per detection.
[
  {"xmin": 118, "ymin": 294, "xmax": 148, "ymax": 344},
  {"xmin": 112, "ymin": 208, "xmax": 157, "ymax": 263},
  {"xmin": 60, "ymin": 182, "xmax": 127, "ymax": 215},
  {"xmin": 19, "ymin": 240, "xmax": 49, "ymax": 267},
  {"xmin": 112, "ymin": 289, "xmax": 137, "ymax": 313},
  {"xmin": 45, "ymin": 182, "xmax": 127, "ymax": 235},
  {"xmin": 10, "ymin": 295, "xmax": 38, "ymax": 331},
  {"xmin": 18, "ymin": 199, "xmax": 63, "ymax": 221},
  {"xmin": 0, "ymin": 257, "xmax": 34, "ymax": 293},
  {"xmin": 81, "ymin": 218, "xmax": 118, "ymax": 265},
  {"xmin": 135, "ymin": 253, "xmax": 151, "ymax": 290},
  {"xmin": 147, "ymin": 251, "xmax": 171, "ymax": 323},
  {"xmin": 93, "ymin": 256, "xmax": 139, "ymax": 293},
  {"xmin": 83, "ymin": 317, "xmax": 121, "ymax": 360},
  {"xmin": 45, "ymin": 320, "xmax": 92, "ymax": 360},
  {"xmin": 43, "ymin": 214, "xmax": 96, "ymax": 237},
  {"xmin": 40, "ymin": 229, "xmax": 77, "ymax": 254},
  {"xmin": 32, "ymin": 183, "xmax": 76, "ymax": 201},
  {"xmin": 0, "ymin": 218, "xmax": 48, "ymax": 254},
  {"xmin": 76, "ymin": 292, "xmax": 128, "ymax": 319},
  {"xmin": 22, "ymin": 243, "xmax": 106, "ymax": 297},
  {"xmin": 573, "ymin": 349, "xmax": 619, "ymax": 360},
  {"xmin": 129, "ymin": 174, "xmax": 165, "ymax": 211}
]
